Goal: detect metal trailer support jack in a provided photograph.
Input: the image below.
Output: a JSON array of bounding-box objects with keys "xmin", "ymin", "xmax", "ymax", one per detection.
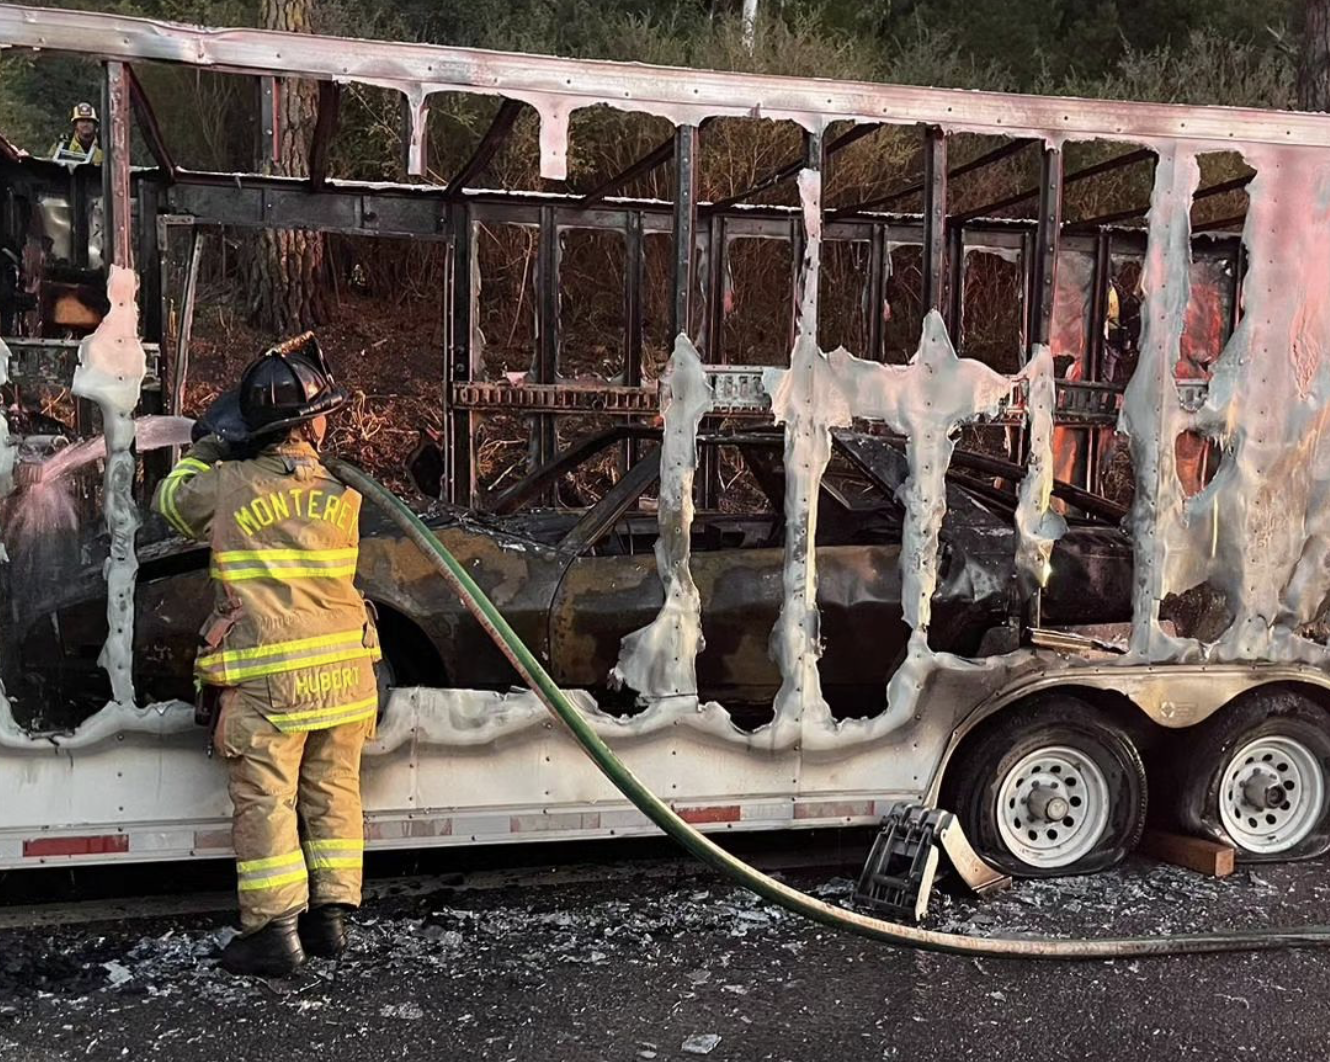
[{"xmin": 855, "ymin": 803, "xmax": 1010, "ymax": 923}]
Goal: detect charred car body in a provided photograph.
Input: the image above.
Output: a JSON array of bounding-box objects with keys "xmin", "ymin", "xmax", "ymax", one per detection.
[{"xmin": 11, "ymin": 426, "xmax": 1132, "ymax": 727}]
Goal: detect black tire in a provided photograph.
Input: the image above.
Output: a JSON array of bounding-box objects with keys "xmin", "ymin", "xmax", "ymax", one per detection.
[
  {"xmin": 943, "ymin": 697, "xmax": 1148, "ymax": 878},
  {"xmin": 1171, "ymin": 688, "xmax": 1330, "ymax": 862}
]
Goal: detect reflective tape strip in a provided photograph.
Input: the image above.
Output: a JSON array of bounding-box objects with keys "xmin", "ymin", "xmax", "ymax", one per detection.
[
  {"xmin": 278, "ymin": 707, "xmax": 377, "ymax": 734},
  {"xmin": 237, "ymin": 868, "xmax": 309, "ymax": 892},
  {"xmin": 159, "ymin": 458, "xmax": 210, "ymax": 537},
  {"xmin": 211, "ymin": 546, "xmax": 359, "ymax": 584},
  {"xmin": 212, "ymin": 647, "xmax": 377, "ymax": 686},
  {"xmin": 237, "ymin": 849, "xmax": 305, "ymax": 874},
  {"xmin": 303, "ymin": 837, "xmax": 365, "ymax": 871},
  {"xmin": 198, "ymin": 629, "xmax": 365, "ymax": 669},
  {"xmin": 270, "ymin": 696, "xmax": 378, "ymax": 726},
  {"xmin": 159, "ymin": 475, "xmax": 193, "ymax": 537},
  {"xmin": 305, "ymin": 838, "xmax": 365, "ymax": 852},
  {"xmin": 236, "ymin": 849, "xmax": 307, "ymax": 892},
  {"xmin": 214, "ymin": 547, "xmax": 358, "ymax": 564},
  {"xmin": 270, "ymin": 695, "xmax": 378, "ymax": 733},
  {"xmin": 211, "ymin": 564, "xmax": 358, "ymax": 583},
  {"xmin": 196, "ymin": 629, "xmax": 373, "ymax": 684}
]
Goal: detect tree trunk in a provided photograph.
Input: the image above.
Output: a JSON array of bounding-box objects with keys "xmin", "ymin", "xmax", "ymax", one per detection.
[
  {"xmin": 247, "ymin": 0, "xmax": 328, "ymax": 335},
  {"xmin": 1299, "ymin": 0, "xmax": 1330, "ymax": 112}
]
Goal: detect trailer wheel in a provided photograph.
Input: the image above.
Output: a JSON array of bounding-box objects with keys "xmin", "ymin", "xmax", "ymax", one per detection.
[
  {"xmin": 945, "ymin": 698, "xmax": 1147, "ymax": 877},
  {"xmin": 1173, "ymin": 689, "xmax": 1330, "ymax": 861}
]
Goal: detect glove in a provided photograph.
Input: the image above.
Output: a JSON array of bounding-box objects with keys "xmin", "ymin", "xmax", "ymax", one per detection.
[
  {"xmin": 186, "ymin": 435, "xmax": 232, "ymax": 465},
  {"xmin": 194, "ymin": 388, "xmax": 250, "ymax": 445}
]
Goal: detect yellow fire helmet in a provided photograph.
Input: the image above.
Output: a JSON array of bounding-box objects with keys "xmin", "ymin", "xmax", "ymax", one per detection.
[{"xmin": 69, "ymin": 101, "xmax": 99, "ymax": 124}]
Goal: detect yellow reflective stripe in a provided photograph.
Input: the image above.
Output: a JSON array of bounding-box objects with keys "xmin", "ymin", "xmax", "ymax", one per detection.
[
  {"xmin": 212, "ymin": 647, "xmax": 377, "ymax": 685},
  {"xmin": 211, "ymin": 564, "xmax": 358, "ymax": 583},
  {"xmin": 277, "ymin": 704, "xmax": 378, "ymax": 734},
  {"xmin": 237, "ymin": 869, "xmax": 309, "ymax": 892},
  {"xmin": 214, "ymin": 547, "xmax": 358, "ymax": 564},
  {"xmin": 160, "ymin": 457, "xmax": 210, "ymax": 535},
  {"xmin": 236, "ymin": 849, "xmax": 305, "ymax": 874},
  {"xmin": 198, "ymin": 629, "xmax": 365, "ymax": 670},
  {"xmin": 160, "ymin": 475, "xmax": 193, "ymax": 537},
  {"xmin": 304, "ymin": 838, "xmax": 365, "ymax": 852},
  {"xmin": 269, "ymin": 695, "xmax": 378, "ymax": 726},
  {"xmin": 303, "ymin": 837, "xmax": 365, "ymax": 871}
]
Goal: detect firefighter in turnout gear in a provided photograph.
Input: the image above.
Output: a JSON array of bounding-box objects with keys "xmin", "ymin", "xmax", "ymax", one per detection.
[
  {"xmin": 152, "ymin": 334, "xmax": 379, "ymax": 977},
  {"xmin": 49, "ymin": 102, "xmax": 103, "ymax": 165}
]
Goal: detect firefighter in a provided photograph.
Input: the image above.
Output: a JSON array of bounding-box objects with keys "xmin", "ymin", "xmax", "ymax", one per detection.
[
  {"xmin": 151, "ymin": 334, "xmax": 380, "ymax": 977},
  {"xmin": 49, "ymin": 102, "xmax": 103, "ymax": 165}
]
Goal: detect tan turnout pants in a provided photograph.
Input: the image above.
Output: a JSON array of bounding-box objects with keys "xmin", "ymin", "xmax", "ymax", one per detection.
[{"xmin": 217, "ymin": 686, "xmax": 374, "ymax": 934}]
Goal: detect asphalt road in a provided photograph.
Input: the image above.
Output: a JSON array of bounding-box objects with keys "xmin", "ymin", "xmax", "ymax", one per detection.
[{"xmin": 1, "ymin": 854, "xmax": 1328, "ymax": 1061}]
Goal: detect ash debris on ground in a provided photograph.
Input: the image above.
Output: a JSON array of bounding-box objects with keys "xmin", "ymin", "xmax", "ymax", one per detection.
[{"xmin": 1, "ymin": 857, "xmax": 1329, "ymax": 1060}]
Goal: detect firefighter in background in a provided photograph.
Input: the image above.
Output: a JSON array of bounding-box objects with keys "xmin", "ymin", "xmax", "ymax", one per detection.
[
  {"xmin": 152, "ymin": 334, "xmax": 380, "ymax": 977},
  {"xmin": 49, "ymin": 102, "xmax": 103, "ymax": 165}
]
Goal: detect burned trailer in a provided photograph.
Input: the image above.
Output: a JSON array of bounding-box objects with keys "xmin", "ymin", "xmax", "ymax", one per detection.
[{"xmin": 0, "ymin": 6, "xmax": 1327, "ymax": 880}]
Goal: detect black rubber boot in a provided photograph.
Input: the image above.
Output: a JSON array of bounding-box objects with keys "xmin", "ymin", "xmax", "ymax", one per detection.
[
  {"xmin": 220, "ymin": 913, "xmax": 306, "ymax": 977},
  {"xmin": 298, "ymin": 904, "xmax": 352, "ymax": 959}
]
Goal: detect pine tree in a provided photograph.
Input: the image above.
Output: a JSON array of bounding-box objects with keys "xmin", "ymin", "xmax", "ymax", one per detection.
[{"xmin": 246, "ymin": 0, "xmax": 329, "ymax": 335}]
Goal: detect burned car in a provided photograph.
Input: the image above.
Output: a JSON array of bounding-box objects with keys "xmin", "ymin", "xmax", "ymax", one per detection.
[{"xmin": 9, "ymin": 425, "xmax": 1132, "ymax": 733}]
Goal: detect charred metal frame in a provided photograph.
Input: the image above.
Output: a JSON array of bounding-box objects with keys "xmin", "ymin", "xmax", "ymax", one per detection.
[
  {"xmin": 1069, "ymin": 171, "xmax": 1254, "ymax": 232},
  {"xmin": 446, "ymin": 98, "xmax": 523, "ymax": 200},
  {"xmin": 0, "ymin": 143, "xmax": 1244, "ymax": 509},
  {"xmin": 0, "ymin": 3, "xmax": 1251, "ymax": 515},
  {"xmin": 101, "ymin": 62, "xmax": 133, "ymax": 270},
  {"xmin": 1029, "ymin": 147, "xmax": 1063, "ymax": 351},
  {"xmin": 921, "ymin": 127, "xmax": 948, "ymax": 316},
  {"xmin": 445, "ymin": 200, "xmax": 473, "ymax": 504},
  {"xmin": 959, "ymin": 147, "xmax": 1153, "ymax": 225},
  {"xmin": 829, "ymin": 135, "xmax": 1036, "ymax": 222},
  {"xmin": 669, "ymin": 124, "xmax": 698, "ymax": 340},
  {"xmin": 535, "ymin": 204, "xmax": 560, "ymax": 473}
]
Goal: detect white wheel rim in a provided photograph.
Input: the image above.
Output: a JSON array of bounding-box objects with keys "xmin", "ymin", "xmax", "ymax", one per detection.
[
  {"xmin": 1218, "ymin": 734, "xmax": 1326, "ymax": 854},
  {"xmin": 995, "ymin": 745, "xmax": 1112, "ymax": 869}
]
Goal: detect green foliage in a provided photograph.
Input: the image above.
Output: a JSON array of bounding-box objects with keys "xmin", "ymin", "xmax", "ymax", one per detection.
[{"xmin": 1059, "ymin": 29, "xmax": 1296, "ymax": 108}]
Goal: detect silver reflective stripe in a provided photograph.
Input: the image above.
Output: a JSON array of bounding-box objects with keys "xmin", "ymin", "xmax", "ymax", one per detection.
[
  {"xmin": 302, "ymin": 837, "xmax": 365, "ymax": 872},
  {"xmin": 235, "ymin": 849, "xmax": 308, "ymax": 892}
]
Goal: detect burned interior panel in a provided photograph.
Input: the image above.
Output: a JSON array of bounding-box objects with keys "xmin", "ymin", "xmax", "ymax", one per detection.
[{"xmin": 0, "ymin": 4, "xmax": 1326, "ymax": 817}]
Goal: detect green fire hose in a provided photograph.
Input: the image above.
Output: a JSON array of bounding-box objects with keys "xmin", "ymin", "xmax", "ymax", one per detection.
[{"xmin": 332, "ymin": 458, "xmax": 1330, "ymax": 960}]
